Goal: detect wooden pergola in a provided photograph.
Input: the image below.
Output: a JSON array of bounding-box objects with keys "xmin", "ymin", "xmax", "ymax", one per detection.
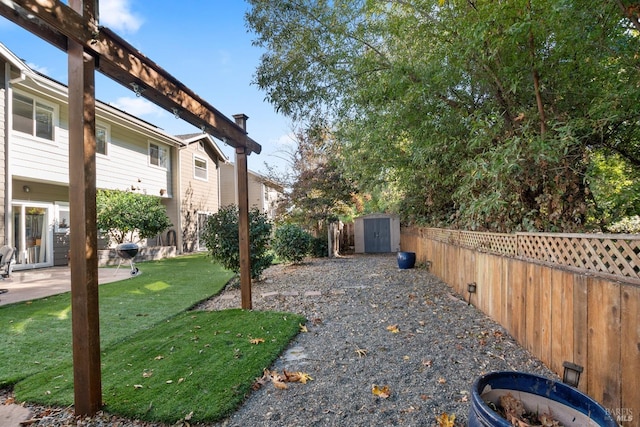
[{"xmin": 0, "ymin": 0, "xmax": 258, "ymax": 415}]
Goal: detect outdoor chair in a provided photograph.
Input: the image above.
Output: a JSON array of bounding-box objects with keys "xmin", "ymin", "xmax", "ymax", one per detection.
[{"xmin": 0, "ymin": 245, "xmax": 15, "ymax": 279}]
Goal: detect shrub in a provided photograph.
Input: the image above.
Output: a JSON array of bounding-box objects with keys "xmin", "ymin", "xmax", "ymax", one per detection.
[
  {"xmin": 201, "ymin": 205, "xmax": 274, "ymax": 279},
  {"xmin": 310, "ymin": 236, "xmax": 328, "ymax": 258},
  {"xmin": 273, "ymin": 224, "xmax": 312, "ymax": 263}
]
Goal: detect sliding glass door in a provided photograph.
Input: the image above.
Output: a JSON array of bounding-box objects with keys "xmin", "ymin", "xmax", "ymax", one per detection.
[{"xmin": 12, "ymin": 203, "xmax": 53, "ymax": 269}]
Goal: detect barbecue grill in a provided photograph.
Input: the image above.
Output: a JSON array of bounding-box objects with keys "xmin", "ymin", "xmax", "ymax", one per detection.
[{"xmin": 116, "ymin": 242, "xmax": 139, "ymax": 276}]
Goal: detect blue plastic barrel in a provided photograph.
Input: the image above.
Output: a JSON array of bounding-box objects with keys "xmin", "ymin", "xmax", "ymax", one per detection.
[
  {"xmin": 469, "ymin": 371, "xmax": 617, "ymax": 426},
  {"xmin": 397, "ymin": 251, "xmax": 416, "ymax": 269}
]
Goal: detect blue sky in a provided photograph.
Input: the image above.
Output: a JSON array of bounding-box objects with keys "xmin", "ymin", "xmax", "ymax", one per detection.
[{"xmin": 0, "ymin": 0, "xmax": 294, "ymax": 174}]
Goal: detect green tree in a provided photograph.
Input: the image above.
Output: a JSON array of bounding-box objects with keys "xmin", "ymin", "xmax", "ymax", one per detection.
[
  {"xmin": 201, "ymin": 205, "xmax": 274, "ymax": 279},
  {"xmin": 285, "ymin": 122, "xmax": 358, "ymax": 231},
  {"xmin": 246, "ymin": 0, "xmax": 640, "ymax": 232},
  {"xmin": 96, "ymin": 189, "xmax": 172, "ymax": 244}
]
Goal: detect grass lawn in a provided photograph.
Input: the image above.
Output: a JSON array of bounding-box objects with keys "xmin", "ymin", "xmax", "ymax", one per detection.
[{"xmin": 0, "ymin": 254, "xmax": 305, "ymax": 424}]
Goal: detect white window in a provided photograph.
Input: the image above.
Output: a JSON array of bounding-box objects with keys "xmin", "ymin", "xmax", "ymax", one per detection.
[
  {"xmin": 149, "ymin": 142, "xmax": 168, "ymax": 168},
  {"xmin": 96, "ymin": 124, "xmax": 109, "ymax": 155},
  {"xmin": 55, "ymin": 202, "xmax": 70, "ymax": 232},
  {"xmin": 194, "ymin": 155, "xmax": 208, "ymax": 181},
  {"xmin": 12, "ymin": 92, "xmax": 56, "ymax": 141}
]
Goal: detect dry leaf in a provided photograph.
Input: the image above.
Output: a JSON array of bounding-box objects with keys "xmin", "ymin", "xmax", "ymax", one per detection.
[
  {"xmin": 355, "ymin": 348, "xmax": 368, "ymax": 358},
  {"xmin": 272, "ymin": 378, "xmax": 288, "ymax": 389},
  {"xmin": 437, "ymin": 377, "xmax": 447, "ymax": 384},
  {"xmin": 154, "ymin": 355, "xmax": 164, "ymax": 360},
  {"xmin": 250, "ymin": 338, "xmax": 265, "ymax": 345},
  {"xmin": 142, "ymin": 370, "xmax": 153, "ymax": 378},
  {"xmin": 4, "ymin": 397, "xmax": 14, "ymax": 405},
  {"xmin": 299, "ymin": 323, "xmax": 308, "ymax": 333},
  {"xmin": 133, "ymin": 384, "xmax": 143, "ymax": 389},
  {"xmin": 436, "ymin": 412, "xmax": 456, "ymax": 427},
  {"xmin": 386, "ymin": 324, "xmax": 400, "ymax": 333},
  {"xmin": 372, "ymin": 384, "xmax": 391, "ymax": 398},
  {"xmin": 296, "ymin": 372, "xmax": 313, "ymax": 384}
]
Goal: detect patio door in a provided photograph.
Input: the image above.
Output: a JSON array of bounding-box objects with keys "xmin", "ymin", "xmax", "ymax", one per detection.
[{"xmin": 12, "ymin": 202, "xmax": 53, "ymax": 269}]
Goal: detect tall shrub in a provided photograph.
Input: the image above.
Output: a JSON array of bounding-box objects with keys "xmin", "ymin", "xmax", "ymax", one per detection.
[
  {"xmin": 273, "ymin": 223, "xmax": 312, "ymax": 263},
  {"xmin": 201, "ymin": 205, "xmax": 273, "ymax": 279}
]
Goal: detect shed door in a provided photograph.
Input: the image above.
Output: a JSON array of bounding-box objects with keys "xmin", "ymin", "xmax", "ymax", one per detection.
[{"xmin": 363, "ymin": 218, "xmax": 391, "ymax": 253}]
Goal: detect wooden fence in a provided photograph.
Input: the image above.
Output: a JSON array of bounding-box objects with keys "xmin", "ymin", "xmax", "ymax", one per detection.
[{"xmin": 401, "ymin": 227, "xmax": 640, "ymax": 426}]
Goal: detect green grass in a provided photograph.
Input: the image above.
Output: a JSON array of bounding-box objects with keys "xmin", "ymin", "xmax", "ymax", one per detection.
[{"xmin": 0, "ymin": 254, "xmax": 305, "ymax": 424}]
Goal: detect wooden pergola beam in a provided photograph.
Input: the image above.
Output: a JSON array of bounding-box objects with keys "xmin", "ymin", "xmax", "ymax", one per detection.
[{"xmin": 0, "ymin": 0, "xmax": 261, "ymax": 154}]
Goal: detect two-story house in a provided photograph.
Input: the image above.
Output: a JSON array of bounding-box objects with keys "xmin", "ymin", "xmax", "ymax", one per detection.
[
  {"xmin": 176, "ymin": 133, "xmax": 227, "ymax": 252},
  {"xmin": 219, "ymin": 162, "xmax": 285, "ymax": 220},
  {"xmin": 0, "ymin": 42, "xmax": 227, "ymax": 269}
]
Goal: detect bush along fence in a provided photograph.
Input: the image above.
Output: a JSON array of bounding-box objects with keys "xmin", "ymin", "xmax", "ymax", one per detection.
[{"xmin": 401, "ymin": 227, "xmax": 640, "ymax": 427}]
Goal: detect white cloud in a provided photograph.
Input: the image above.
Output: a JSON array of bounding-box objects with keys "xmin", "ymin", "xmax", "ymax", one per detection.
[
  {"xmin": 99, "ymin": 0, "xmax": 143, "ymax": 34},
  {"xmin": 276, "ymin": 132, "xmax": 297, "ymax": 146},
  {"xmin": 110, "ymin": 96, "xmax": 163, "ymax": 118},
  {"xmin": 27, "ymin": 62, "xmax": 48, "ymax": 75}
]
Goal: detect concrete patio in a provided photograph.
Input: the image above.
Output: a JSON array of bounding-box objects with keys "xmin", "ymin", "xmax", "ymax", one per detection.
[{"xmin": 0, "ymin": 265, "xmax": 135, "ymax": 306}]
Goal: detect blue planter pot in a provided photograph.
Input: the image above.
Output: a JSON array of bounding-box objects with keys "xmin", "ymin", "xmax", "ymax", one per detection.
[
  {"xmin": 469, "ymin": 371, "xmax": 617, "ymax": 427},
  {"xmin": 397, "ymin": 251, "xmax": 416, "ymax": 269}
]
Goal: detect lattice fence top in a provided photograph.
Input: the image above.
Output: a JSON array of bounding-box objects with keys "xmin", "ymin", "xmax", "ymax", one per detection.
[{"xmin": 412, "ymin": 228, "xmax": 640, "ymax": 281}]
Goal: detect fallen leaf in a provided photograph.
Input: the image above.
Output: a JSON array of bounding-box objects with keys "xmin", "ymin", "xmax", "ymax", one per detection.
[
  {"xmin": 154, "ymin": 355, "xmax": 164, "ymax": 360},
  {"xmin": 386, "ymin": 324, "xmax": 400, "ymax": 333},
  {"xmin": 142, "ymin": 370, "xmax": 153, "ymax": 378},
  {"xmin": 436, "ymin": 412, "xmax": 456, "ymax": 427},
  {"xmin": 355, "ymin": 348, "xmax": 368, "ymax": 358},
  {"xmin": 299, "ymin": 323, "xmax": 308, "ymax": 333},
  {"xmin": 250, "ymin": 338, "xmax": 265, "ymax": 345},
  {"xmin": 422, "ymin": 359, "xmax": 433, "ymax": 367},
  {"xmin": 437, "ymin": 377, "xmax": 447, "ymax": 384},
  {"xmin": 372, "ymin": 384, "xmax": 391, "ymax": 398},
  {"xmin": 166, "ymin": 380, "xmax": 173, "ymax": 384},
  {"xmin": 296, "ymin": 372, "xmax": 313, "ymax": 384},
  {"xmin": 272, "ymin": 378, "xmax": 288, "ymax": 389},
  {"xmin": 4, "ymin": 397, "xmax": 14, "ymax": 405},
  {"xmin": 133, "ymin": 384, "xmax": 143, "ymax": 389}
]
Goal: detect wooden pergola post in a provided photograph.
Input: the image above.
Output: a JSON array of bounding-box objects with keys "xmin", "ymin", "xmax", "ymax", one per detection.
[
  {"xmin": 67, "ymin": 0, "xmax": 102, "ymax": 415},
  {"xmin": 234, "ymin": 114, "xmax": 252, "ymax": 310}
]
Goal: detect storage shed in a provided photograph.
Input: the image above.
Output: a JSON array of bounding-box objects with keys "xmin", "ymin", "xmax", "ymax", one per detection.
[{"xmin": 354, "ymin": 213, "xmax": 401, "ymax": 253}]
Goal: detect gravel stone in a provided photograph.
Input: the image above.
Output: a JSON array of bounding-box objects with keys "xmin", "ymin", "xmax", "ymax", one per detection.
[{"xmin": 1, "ymin": 254, "xmax": 555, "ymax": 426}]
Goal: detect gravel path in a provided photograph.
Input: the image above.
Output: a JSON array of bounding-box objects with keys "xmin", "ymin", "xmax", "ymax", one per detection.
[
  {"xmin": 2, "ymin": 254, "xmax": 555, "ymax": 426},
  {"xmin": 204, "ymin": 254, "xmax": 554, "ymax": 426}
]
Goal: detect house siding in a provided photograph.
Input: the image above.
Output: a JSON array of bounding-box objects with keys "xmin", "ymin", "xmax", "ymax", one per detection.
[
  {"xmin": 219, "ymin": 162, "xmax": 236, "ymax": 208},
  {"xmin": 179, "ymin": 141, "xmax": 221, "ymax": 252},
  {"xmin": 0, "ymin": 63, "xmax": 6, "ymax": 245}
]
